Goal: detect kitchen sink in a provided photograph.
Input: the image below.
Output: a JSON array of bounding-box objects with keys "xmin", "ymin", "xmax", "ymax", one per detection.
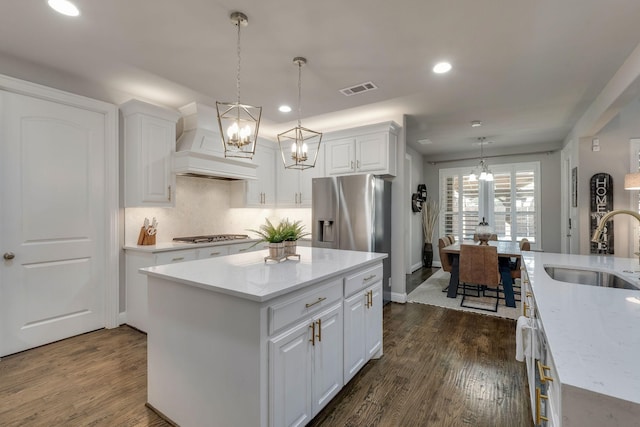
[{"xmin": 544, "ymin": 266, "xmax": 639, "ymax": 290}]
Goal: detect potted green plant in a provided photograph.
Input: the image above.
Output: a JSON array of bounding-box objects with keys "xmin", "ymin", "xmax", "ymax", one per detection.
[
  {"xmin": 421, "ymin": 198, "xmax": 439, "ymax": 268},
  {"xmin": 281, "ymin": 219, "xmax": 310, "ymax": 255},
  {"xmin": 248, "ymin": 218, "xmax": 286, "ymax": 258}
]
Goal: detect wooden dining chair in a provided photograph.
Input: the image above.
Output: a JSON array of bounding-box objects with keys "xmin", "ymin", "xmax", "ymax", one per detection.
[
  {"xmin": 510, "ymin": 238, "xmax": 530, "ymax": 301},
  {"xmin": 459, "ymin": 244, "xmax": 501, "ymax": 312},
  {"xmin": 438, "ymin": 237, "xmax": 453, "ymax": 273}
]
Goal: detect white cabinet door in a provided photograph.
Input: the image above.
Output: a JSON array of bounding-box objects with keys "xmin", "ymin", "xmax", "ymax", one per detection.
[
  {"xmin": 365, "ymin": 282, "xmax": 383, "ymax": 359},
  {"xmin": 343, "ymin": 291, "xmax": 367, "ymax": 383},
  {"xmin": 356, "ymin": 133, "xmax": 388, "ymax": 173},
  {"xmin": 1, "ymin": 91, "xmax": 108, "ymax": 356},
  {"xmin": 277, "ymin": 166, "xmax": 302, "ymax": 207},
  {"xmin": 298, "ymin": 145, "xmax": 325, "ymax": 207},
  {"xmin": 311, "ymin": 303, "xmax": 344, "ymax": 415},
  {"xmin": 126, "ymin": 248, "xmax": 199, "ymax": 332},
  {"xmin": 277, "ymin": 144, "xmax": 325, "ymax": 207},
  {"xmin": 122, "ymin": 99, "xmax": 180, "ymax": 207},
  {"xmin": 245, "ymin": 143, "xmax": 276, "ymax": 207},
  {"xmin": 326, "ymin": 138, "xmax": 356, "ymax": 175},
  {"xmin": 343, "ymin": 281, "xmax": 382, "ymax": 383},
  {"xmin": 270, "ymin": 321, "xmax": 313, "ymax": 427}
]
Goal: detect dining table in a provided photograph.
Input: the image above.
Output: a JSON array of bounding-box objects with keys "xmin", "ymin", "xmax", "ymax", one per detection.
[{"xmin": 442, "ymin": 240, "xmax": 522, "ymax": 307}]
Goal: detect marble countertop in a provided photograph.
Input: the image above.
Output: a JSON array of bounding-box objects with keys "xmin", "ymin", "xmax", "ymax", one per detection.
[
  {"xmin": 140, "ymin": 247, "xmax": 387, "ymax": 302},
  {"xmin": 523, "ymin": 252, "xmax": 640, "ymax": 405},
  {"xmin": 124, "ymin": 238, "xmax": 312, "ymax": 253},
  {"xmin": 123, "ymin": 238, "xmax": 262, "ymax": 253}
]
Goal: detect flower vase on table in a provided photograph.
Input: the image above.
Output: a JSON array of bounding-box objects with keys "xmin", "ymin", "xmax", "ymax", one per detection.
[{"xmin": 476, "ymin": 217, "xmax": 492, "ymax": 245}]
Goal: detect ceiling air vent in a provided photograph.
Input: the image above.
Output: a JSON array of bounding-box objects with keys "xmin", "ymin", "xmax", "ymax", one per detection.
[{"xmin": 339, "ymin": 81, "xmax": 378, "ymax": 96}]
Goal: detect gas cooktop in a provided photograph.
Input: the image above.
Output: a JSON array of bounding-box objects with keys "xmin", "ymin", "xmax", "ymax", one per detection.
[{"xmin": 172, "ymin": 234, "xmax": 250, "ymax": 244}]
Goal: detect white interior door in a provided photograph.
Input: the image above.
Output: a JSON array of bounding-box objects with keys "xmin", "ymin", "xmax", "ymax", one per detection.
[{"xmin": 1, "ymin": 90, "xmax": 107, "ymax": 357}]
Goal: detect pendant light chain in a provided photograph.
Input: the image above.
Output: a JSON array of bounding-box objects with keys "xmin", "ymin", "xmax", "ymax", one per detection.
[
  {"xmin": 235, "ymin": 18, "xmax": 241, "ymax": 105},
  {"xmin": 297, "ymin": 60, "xmax": 302, "ymax": 128}
]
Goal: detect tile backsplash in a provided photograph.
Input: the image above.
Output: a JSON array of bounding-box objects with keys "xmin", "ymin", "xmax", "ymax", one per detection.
[{"xmin": 124, "ymin": 175, "xmax": 311, "ymax": 245}]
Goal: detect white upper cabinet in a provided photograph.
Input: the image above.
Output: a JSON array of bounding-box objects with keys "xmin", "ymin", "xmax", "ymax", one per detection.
[
  {"xmin": 324, "ymin": 122, "xmax": 399, "ymax": 177},
  {"xmin": 121, "ymin": 99, "xmax": 180, "ymax": 207},
  {"xmin": 276, "ymin": 144, "xmax": 325, "ymax": 208},
  {"xmin": 231, "ymin": 141, "xmax": 277, "ymax": 207}
]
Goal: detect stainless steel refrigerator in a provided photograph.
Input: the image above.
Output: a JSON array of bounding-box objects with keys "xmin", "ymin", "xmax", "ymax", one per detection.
[{"xmin": 312, "ymin": 174, "xmax": 392, "ymax": 304}]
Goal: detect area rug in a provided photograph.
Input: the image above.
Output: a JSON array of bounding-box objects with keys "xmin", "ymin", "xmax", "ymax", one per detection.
[{"xmin": 408, "ymin": 269, "xmax": 519, "ymax": 320}]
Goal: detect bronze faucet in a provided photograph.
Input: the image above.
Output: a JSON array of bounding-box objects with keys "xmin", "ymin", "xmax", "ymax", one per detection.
[{"xmin": 591, "ymin": 209, "xmax": 640, "ymax": 262}]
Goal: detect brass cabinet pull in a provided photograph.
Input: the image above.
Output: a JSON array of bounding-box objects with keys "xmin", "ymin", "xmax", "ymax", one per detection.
[
  {"xmin": 209, "ymin": 252, "xmax": 221, "ymax": 256},
  {"xmin": 363, "ymin": 274, "xmax": 377, "ymax": 282},
  {"xmin": 526, "ymin": 292, "xmax": 533, "ymax": 297},
  {"xmin": 365, "ymin": 291, "xmax": 370, "ymax": 309},
  {"xmin": 305, "ymin": 297, "xmax": 326, "ymax": 308},
  {"xmin": 523, "ymin": 301, "xmax": 529, "ymax": 318},
  {"xmin": 351, "ymin": 161, "xmax": 354, "ymax": 170},
  {"xmin": 309, "ymin": 323, "xmax": 316, "ymax": 346},
  {"xmin": 369, "ymin": 290, "xmax": 373, "ymax": 307},
  {"xmin": 238, "ymin": 248, "xmax": 247, "ymax": 252},
  {"xmin": 357, "ymin": 160, "xmax": 360, "ymax": 169},
  {"xmin": 171, "ymin": 257, "xmax": 185, "ymax": 262},
  {"xmin": 316, "ymin": 318, "xmax": 322, "ymax": 342},
  {"xmin": 535, "ymin": 387, "xmax": 549, "ymax": 424},
  {"xmin": 537, "ymin": 360, "xmax": 554, "ymax": 383},
  {"xmin": 168, "ymin": 185, "xmax": 172, "ymax": 202}
]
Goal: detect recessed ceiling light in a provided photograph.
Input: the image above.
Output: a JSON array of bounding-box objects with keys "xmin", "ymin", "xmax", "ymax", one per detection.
[
  {"xmin": 48, "ymin": 0, "xmax": 80, "ymax": 16},
  {"xmin": 278, "ymin": 105, "xmax": 292, "ymax": 113},
  {"xmin": 417, "ymin": 139, "xmax": 433, "ymax": 145},
  {"xmin": 432, "ymin": 62, "xmax": 452, "ymax": 74},
  {"xmin": 471, "ymin": 120, "xmax": 482, "ymax": 128}
]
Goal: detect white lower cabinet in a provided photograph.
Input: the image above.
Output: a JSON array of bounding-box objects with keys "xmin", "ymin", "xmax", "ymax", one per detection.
[
  {"xmin": 270, "ymin": 302, "xmax": 343, "ymax": 427},
  {"xmin": 125, "ymin": 241, "xmax": 261, "ymax": 332},
  {"xmin": 343, "ymin": 265, "xmax": 383, "ymax": 383}
]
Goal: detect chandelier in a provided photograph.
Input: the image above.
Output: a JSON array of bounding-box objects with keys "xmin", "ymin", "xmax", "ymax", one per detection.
[
  {"xmin": 277, "ymin": 57, "xmax": 322, "ymax": 170},
  {"xmin": 469, "ymin": 137, "xmax": 494, "ymax": 182},
  {"xmin": 216, "ymin": 12, "xmax": 261, "ymax": 159}
]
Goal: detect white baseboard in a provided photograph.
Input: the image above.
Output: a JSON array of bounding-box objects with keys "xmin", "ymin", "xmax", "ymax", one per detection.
[
  {"xmin": 391, "ymin": 291, "xmax": 407, "ymax": 303},
  {"xmin": 410, "ymin": 262, "xmax": 423, "ymax": 272},
  {"xmin": 432, "ymin": 261, "xmax": 442, "ymax": 268}
]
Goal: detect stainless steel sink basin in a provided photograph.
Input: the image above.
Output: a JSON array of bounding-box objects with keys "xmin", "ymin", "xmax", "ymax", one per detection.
[{"xmin": 544, "ymin": 266, "xmax": 639, "ymax": 290}]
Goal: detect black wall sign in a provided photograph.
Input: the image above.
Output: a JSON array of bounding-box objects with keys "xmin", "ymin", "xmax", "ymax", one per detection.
[{"xmin": 590, "ymin": 173, "xmax": 614, "ymax": 254}]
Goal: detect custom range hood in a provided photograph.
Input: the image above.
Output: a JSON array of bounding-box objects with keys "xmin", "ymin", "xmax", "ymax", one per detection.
[{"xmin": 173, "ymin": 102, "xmax": 258, "ymax": 180}]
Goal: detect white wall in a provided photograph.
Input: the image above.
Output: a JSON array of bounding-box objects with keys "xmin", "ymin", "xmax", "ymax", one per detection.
[
  {"xmin": 406, "ymin": 146, "xmax": 425, "ymax": 272},
  {"xmin": 577, "ymin": 98, "xmax": 640, "ymax": 257}
]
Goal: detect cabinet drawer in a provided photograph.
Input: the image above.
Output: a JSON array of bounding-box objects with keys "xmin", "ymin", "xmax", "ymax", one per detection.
[
  {"xmin": 344, "ymin": 264, "xmax": 383, "ymax": 297},
  {"xmin": 269, "ymin": 279, "xmax": 342, "ymax": 335},
  {"xmin": 228, "ymin": 241, "xmax": 266, "ymax": 254},
  {"xmin": 155, "ymin": 249, "xmax": 198, "ymax": 265},
  {"xmin": 197, "ymin": 246, "xmax": 229, "ymax": 259}
]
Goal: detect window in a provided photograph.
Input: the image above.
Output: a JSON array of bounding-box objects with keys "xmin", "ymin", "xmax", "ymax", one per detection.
[{"xmin": 439, "ymin": 162, "xmax": 541, "ymax": 245}]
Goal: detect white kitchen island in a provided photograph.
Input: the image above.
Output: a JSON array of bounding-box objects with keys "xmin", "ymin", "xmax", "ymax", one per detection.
[{"xmin": 140, "ymin": 247, "xmax": 387, "ymax": 427}]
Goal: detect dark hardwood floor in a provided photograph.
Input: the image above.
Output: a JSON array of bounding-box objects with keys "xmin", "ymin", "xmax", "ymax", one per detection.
[
  {"xmin": 0, "ymin": 296, "xmax": 532, "ymax": 427},
  {"xmin": 406, "ymin": 266, "xmax": 440, "ymax": 295}
]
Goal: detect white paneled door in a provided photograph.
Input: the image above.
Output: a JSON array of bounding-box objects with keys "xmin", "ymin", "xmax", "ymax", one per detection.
[{"xmin": 0, "ymin": 90, "xmax": 107, "ymax": 357}]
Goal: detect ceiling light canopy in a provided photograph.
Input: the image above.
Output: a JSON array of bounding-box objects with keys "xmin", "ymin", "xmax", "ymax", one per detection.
[
  {"xmin": 216, "ymin": 11, "xmax": 261, "ymax": 159},
  {"xmin": 433, "ymin": 62, "xmax": 452, "ymax": 74},
  {"xmin": 48, "ymin": 0, "xmax": 80, "ymax": 16},
  {"xmin": 469, "ymin": 137, "xmax": 494, "ymax": 182},
  {"xmin": 277, "ymin": 57, "xmax": 322, "ymax": 170}
]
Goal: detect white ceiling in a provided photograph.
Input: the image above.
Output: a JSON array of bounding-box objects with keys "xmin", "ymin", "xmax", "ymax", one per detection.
[{"xmin": 2, "ymin": 0, "xmax": 640, "ymax": 159}]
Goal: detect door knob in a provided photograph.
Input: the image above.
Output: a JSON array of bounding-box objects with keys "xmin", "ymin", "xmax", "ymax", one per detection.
[{"xmin": 4, "ymin": 252, "xmax": 15, "ymax": 260}]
